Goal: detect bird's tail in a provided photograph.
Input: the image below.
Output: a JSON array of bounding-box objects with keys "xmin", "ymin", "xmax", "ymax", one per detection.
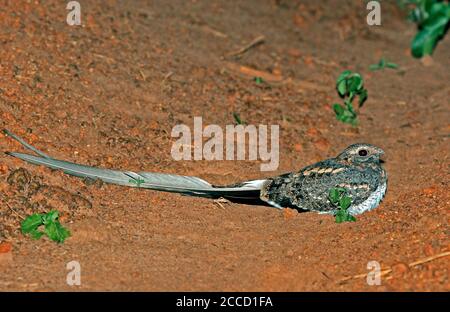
[{"xmin": 3, "ymin": 129, "xmax": 269, "ymax": 205}]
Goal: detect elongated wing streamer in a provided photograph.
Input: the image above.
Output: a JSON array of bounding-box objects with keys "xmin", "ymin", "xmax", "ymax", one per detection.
[{"xmin": 4, "ymin": 130, "xmax": 268, "ymax": 204}]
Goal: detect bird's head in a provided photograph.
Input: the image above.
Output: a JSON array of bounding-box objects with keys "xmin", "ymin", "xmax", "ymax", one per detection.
[{"xmin": 337, "ymin": 143, "xmax": 385, "ymax": 165}]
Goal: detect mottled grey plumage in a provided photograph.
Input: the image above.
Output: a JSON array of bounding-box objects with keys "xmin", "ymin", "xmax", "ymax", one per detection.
[
  {"xmin": 259, "ymin": 143, "xmax": 387, "ymax": 215},
  {"xmin": 4, "ymin": 130, "xmax": 387, "ymax": 216}
]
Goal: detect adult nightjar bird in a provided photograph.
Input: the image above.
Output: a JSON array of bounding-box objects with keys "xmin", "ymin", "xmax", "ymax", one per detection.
[{"xmin": 4, "ymin": 129, "xmax": 387, "ymax": 216}]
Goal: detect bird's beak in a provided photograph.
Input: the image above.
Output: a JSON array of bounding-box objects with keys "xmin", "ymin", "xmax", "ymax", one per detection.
[
  {"xmin": 379, "ymin": 152, "xmax": 386, "ymax": 163},
  {"xmin": 376, "ymin": 148, "xmax": 385, "ymax": 163}
]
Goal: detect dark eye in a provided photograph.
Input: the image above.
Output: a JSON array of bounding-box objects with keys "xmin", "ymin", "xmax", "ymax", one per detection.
[{"xmin": 358, "ymin": 149, "xmax": 368, "ymax": 156}]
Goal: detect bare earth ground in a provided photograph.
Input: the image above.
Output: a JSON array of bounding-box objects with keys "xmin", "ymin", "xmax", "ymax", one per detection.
[{"xmin": 0, "ymin": 0, "xmax": 449, "ymax": 291}]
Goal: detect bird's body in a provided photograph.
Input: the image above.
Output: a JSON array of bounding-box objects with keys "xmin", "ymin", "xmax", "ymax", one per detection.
[
  {"xmin": 4, "ymin": 130, "xmax": 387, "ymax": 216},
  {"xmin": 260, "ymin": 146, "xmax": 387, "ymax": 215}
]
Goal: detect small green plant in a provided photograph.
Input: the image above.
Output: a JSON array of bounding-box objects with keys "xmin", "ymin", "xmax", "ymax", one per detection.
[
  {"xmin": 369, "ymin": 58, "xmax": 399, "ymax": 71},
  {"xmin": 329, "ymin": 188, "xmax": 356, "ymax": 223},
  {"xmin": 332, "ymin": 70, "xmax": 368, "ymax": 126},
  {"xmin": 21, "ymin": 210, "xmax": 71, "ymax": 243},
  {"xmin": 400, "ymin": 0, "xmax": 450, "ymax": 58},
  {"xmin": 232, "ymin": 112, "xmax": 245, "ymax": 125},
  {"xmin": 254, "ymin": 76, "xmax": 264, "ymax": 84},
  {"xmin": 129, "ymin": 177, "xmax": 146, "ymax": 187}
]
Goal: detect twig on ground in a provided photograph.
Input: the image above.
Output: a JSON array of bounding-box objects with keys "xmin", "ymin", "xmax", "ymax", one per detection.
[
  {"xmin": 227, "ymin": 35, "xmax": 265, "ymax": 58},
  {"xmin": 5, "ymin": 202, "xmax": 25, "ymax": 220},
  {"xmin": 181, "ymin": 17, "xmax": 228, "ymax": 39},
  {"xmin": 200, "ymin": 25, "xmax": 228, "ymax": 38},
  {"xmin": 224, "ymin": 62, "xmax": 329, "ymax": 92},
  {"xmin": 338, "ymin": 251, "xmax": 450, "ymax": 284},
  {"xmin": 163, "ymin": 71, "xmax": 174, "ymax": 82},
  {"xmin": 224, "ymin": 62, "xmax": 283, "ymax": 83},
  {"xmin": 92, "ymin": 53, "xmax": 116, "ymax": 64},
  {"xmin": 139, "ymin": 70, "xmax": 147, "ymax": 81}
]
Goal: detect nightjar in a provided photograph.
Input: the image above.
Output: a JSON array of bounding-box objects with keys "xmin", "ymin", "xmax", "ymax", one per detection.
[
  {"xmin": 5, "ymin": 129, "xmax": 386, "ymax": 216},
  {"xmin": 260, "ymin": 143, "xmax": 387, "ymax": 215}
]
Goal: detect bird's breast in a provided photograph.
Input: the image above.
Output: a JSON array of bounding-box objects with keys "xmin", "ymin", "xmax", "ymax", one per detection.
[{"xmin": 347, "ymin": 182, "xmax": 387, "ymax": 215}]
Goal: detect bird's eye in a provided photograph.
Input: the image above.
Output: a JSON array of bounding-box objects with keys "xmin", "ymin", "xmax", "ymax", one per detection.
[{"xmin": 358, "ymin": 149, "xmax": 368, "ymax": 156}]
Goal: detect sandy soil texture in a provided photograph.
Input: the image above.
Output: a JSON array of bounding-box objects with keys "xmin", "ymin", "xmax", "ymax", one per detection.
[{"xmin": 0, "ymin": 0, "xmax": 449, "ymax": 291}]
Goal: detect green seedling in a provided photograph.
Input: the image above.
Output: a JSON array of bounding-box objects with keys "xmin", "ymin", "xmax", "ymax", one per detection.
[
  {"xmin": 129, "ymin": 177, "xmax": 146, "ymax": 187},
  {"xmin": 369, "ymin": 58, "xmax": 399, "ymax": 71},
  {"xmin": 400, "ymin": 0, "xmax": 450, "ymax": 58},
  {"xmin": 332, "ymin": 70, "xmax": 368, "ymax": 126},
  {"xmin": 233, "ymin": 112, "xmax": 245, "ymax": 125},
  {"xmin": 21, "ymin": 210, "xmax": 71, "ymax": 243},
  {"xmin": 329, "ymin": 188, "xmax": 356, "ymax": 223},
  {"xmin": 254, "ymin": 76, "xmax": 264, "ymax": 84}
]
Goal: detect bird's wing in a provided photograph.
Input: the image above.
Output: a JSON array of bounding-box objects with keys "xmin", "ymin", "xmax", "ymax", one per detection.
[
  {"xmin": 4, "ymin": 130, "xmax": 268, "ymax": 204},
  {"xmin": 261, "ymin": 160, "xmax": 376, "ymax": 211},
  {"xmin": 296, "ymin": 162, "xmax": 377, "ymax": 211}
]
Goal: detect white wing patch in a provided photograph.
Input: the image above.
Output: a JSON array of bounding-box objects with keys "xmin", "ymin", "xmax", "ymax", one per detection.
[{"xmin": 241, "ymin": 179, "xmax": 267, "ymax": 189}]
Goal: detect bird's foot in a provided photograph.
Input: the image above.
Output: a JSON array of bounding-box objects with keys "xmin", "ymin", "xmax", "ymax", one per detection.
[{"xmin": 213, "ymin": 197, "xmax": 231, "ymax": 209}]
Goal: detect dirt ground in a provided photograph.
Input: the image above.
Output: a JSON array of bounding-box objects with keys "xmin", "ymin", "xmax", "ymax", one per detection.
[{"xmin": 0, "ymin": 0, "xmax": 449, "ymax": 291}]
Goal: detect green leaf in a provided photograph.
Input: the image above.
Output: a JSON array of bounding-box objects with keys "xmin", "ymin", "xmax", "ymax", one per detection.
[
  {"xmin": 347, "ymin": 74, "xmax": 363, "ymax": 93},
  {"xmin": 369, "ymin": 64, "xmax": 380, "ymax": 71},
  {"xmin": 129, "ymin": 178, "xmax": 145, "ymax": 187},
  {"xmin": 333, "ymin": 103, "xmax": 344, "ymax": 116},
  {"xmin": 411, "ymin": 4, "xmax": 450, "ymax": 58},
  {"xmin": 233, "ymin": 112, "xmax": 243, "ymax": 125},
  {"xmin": 347, "ymin": 215, "xmax": 357, "ymax": 222},
  {"xmin": 45, "ymin": 221, "xmax": 71, "ymax": 243},
  {"xmin": 42, "ymin": 210, "xmax": 59, "ymax": 225},
  {"xmin": 29, "ymin": 229, "xmax": 45, "ymax": 240},
  {"xmin": 335, "ymin": 212, "xmax": 345, "ymax": 223},
  {"xmin": 329, "ymin": 189, "xmax": 341, "ymax": 204},
  {"xmin": 330, "ymin": 187, "xmax": 357, "ymax": 223},
  {"xmin": 336, "ymin": 108, "xmax": 357, "ymax": 125},
  {"xmin": 386, "ymin": 62, "xmax": 399, "ymax": 69},
  {"xmin": 336, "ymin": 80, "xmax": 347, "ymax": 97},
  {"xmin": 254, "ymin": 76, "xmax": 264, "ymax": 84},
  {"xmin": 335, "ymin": 208, "xmax": 356, "ymax": 223},
  {"xmin": 21, "ymin": 211, "xmax": 70, "ymax": 243},
  {"xmin": 21, "ymin": 214, "xmax": 43, "ymax": 233},
  {"xmin": 358, "ymin": 89, "xmax": 368, "ymax": 107},
  {"xmin": 429, "ymin": 2, "xmax": 450, "ymax": 18},
  {"xmin": 336, "ymin": 70, "xmax": 352, "ymax": 84},
  {"xmin": 334, "ymin": 209, "xmax": 356, "ymax": 223},
  {"xmin": 339, "ymin": 196, "xmax": 352, "ymax": 210},
  {"xmin": 328, "ymin": 187, "xmax": 347, "ymax": 204},
  {"xmin": 411, "ymin": 22, "xmax": 445, "ymax": 57},
  {"xmin": 370, "ymin": 58, "xmax": 398, "ymax": 71},
  {"xmin": 336, "ymin": 70, "xmax": 352, "ymax": 96}
]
